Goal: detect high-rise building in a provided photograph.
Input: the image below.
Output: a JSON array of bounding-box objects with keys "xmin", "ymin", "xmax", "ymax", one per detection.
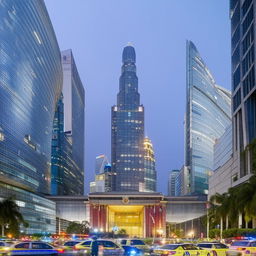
[
  {"xmin": 185, "ymin": 41, "xmax": 232, "ymax": 195},
  {"xmin": 168, "ymin": 170, "xmax": 179, "ymax": 196},
  {"xmin": 175, "ymin": 166, "xmax": 190, "ymax": 196},
  {"xmin": 95, "ymin": 155, "xmax": 109, "ymax": 175},
  {"xmin": 61, "ymin": 49, "xmax": 85, "ymax": 190},
  {"xmin": 51, "ymin": 94, "xmax": 84, "ymax": 195},
  {"xmin": 111, "ymin": 45, "xmax": 145, "ymax": 192},
  {"xmin": 0, "ymin": 0, "xmax": 62, "ymax": 233},
  {"xmin": 51, "ymin": 50, "xmax": 85, "ymax": 196},
  {"xmin": 230, "ymin": 0, "xmax": 256, "ymax": 182},
  {"xmin": 144, "ymin": 137, "xmax": 157, "ymax": 192},
  {"xmin": 209, "ymin": 0, "xmax": 256, "ymax": 197},
  {"xmin": 90, "ymin": 162, "xmax": 115, "ymax": 193}
]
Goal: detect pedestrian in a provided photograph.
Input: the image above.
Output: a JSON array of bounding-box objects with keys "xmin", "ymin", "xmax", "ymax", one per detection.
[{"xmin": 91, "ymin": 236, "xmax": 99, "ymax": 256}]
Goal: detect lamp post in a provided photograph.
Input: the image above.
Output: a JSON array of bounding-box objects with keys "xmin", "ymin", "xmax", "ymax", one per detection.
[{"xmin": 149, "ymin": 213, "xmax": 155, "ymax": 244}]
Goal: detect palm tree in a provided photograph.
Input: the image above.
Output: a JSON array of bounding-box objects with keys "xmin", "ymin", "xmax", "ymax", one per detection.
[
  {"xmin": 236, "ymin": 175, "xmax": 256, "ymax": 225},
  {"xmin": 0, "ymin": 198, "xmax": 27, "ymax": 237}
]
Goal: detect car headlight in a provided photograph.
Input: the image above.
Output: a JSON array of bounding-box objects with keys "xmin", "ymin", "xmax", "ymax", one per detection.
[{"xmin": 130, "ymin": 249, "xmax": 137, "ymax": 255}]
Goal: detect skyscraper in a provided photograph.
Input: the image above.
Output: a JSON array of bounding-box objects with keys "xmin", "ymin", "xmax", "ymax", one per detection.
[
  {"xmin": 144, "ymin": 137, "xmax": 156, "ymax": 192},
  {"xmin": 230, "ymin": 0, "xmax": 256, "ymax": 181},
  {"xmin": 111, "ymin": 45, "xmax": 145, "ymax": 192},
  {"xmin": 51, "ymin": 94, "xmax": 84, "ymax": 195},
  {"xmin": 0, "ymin": 0, "xmax": 62, "ymax": 233},
  {"xmin": 168, "ymin": 170, "xmax": 179, "ymax": 196},
  {"xmin": 95, "ymin": 155, "xmax": 109, "ymax": 175},
  {"xmin": 51, "ymin": 49, "xmax": 85, "ymax": 195},
  {"xmin": 185, "ymin": 41, "xmax": 232, "ymax": 195}
]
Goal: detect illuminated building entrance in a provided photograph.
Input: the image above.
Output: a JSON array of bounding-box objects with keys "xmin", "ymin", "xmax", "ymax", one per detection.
[
  {"xmin": 89, "ymin": 192, "xmax": 166, "ymax": 238},
  {"xmin": 108, "ymin": 205, "xmax": 144, "ymax": 237}
]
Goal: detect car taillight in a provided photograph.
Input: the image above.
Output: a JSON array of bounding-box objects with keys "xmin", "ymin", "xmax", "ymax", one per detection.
[
  {"xmin": 168, "ymin": 251, "xmax": 176, "ymax": 255},
  {"xmin": 238, "ymin": 248, "xmax": 247, "ymax": 251},
  {"xmin": 57, "ymin": 248, "xmax": 64, "ymax": 253}
]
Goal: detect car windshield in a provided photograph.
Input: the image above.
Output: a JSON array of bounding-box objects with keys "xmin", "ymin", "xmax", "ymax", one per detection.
[
  {"xmin": 64, "ymin": 241, "xmax": 79, "ymax": 246},
  {"xmin": 232, "ymin": 241, "xmax": 250, "ymax": 246},
  {"xmin": 215, "ymin": 243, "xmax": 228, "ymax": 249},
  {"xmin": 198, "ymin": 244, "xmax": 212, "ymax": 248},
  {"xmin": 131, "ymin": 240, "xmax": 145, "ymax": 246},
  {"xmin": 160, "ymin": 245, "xmax": 179, "ymax": 250}
]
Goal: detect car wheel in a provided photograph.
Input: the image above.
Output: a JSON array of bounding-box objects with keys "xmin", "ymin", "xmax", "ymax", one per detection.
[
  {"xmin": 212, "ymin": 251, "xmax": 217, "ymax": 256},
  {"xmin": 184, "ymin": 252, "xmax": 190, "ymax": 256},
  {"xmin": 207, "ymin": 253, "xmax": 211, "ymax": 256}
]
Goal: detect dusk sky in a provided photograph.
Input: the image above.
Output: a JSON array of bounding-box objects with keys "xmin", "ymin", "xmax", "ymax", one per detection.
[{"xmin": 45, "ymin": 0, "xmax": 231, "ymax": 195}]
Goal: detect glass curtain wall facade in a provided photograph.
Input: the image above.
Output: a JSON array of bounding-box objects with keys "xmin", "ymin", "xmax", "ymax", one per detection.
[
  {"xmin": 111, "ymin": 45, "xmax": 145, "ymax": 192},
  {"xmin": 230, "ymin": 0, "xmax": 256, "ymax": 179},
  {"xmin": 185, "ymin": 41, "xmax": 232, "ymax": 195},
  {"xmin": 51, "ymin": 95, "xmax": 83, "ymax": 195},
  {"xmin": 168, "ymin": 170, "xmax": 179, "ymax": 196},
  {"xmin": 144, "ymin": 137, "xmax": 156, "ymax": 192},
  {"xmin": 0, "ymin": 0, "xmax": 62, "ymax": 232},
  {"xmin": 51, "ymin": 50, "xmax": 85, "ymax": 196},
  {"xmin": 61, "ymin": 49, "xmax": 85, "ymax": 194}
]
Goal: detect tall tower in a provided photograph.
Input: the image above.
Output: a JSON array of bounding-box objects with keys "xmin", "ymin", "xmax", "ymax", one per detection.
[
  {"xmin": 185, "ymin": 41, "xmax": 231, "ymax": 195},
  {"xmin": 144, "ymin": 137, "xmax": 157, "ymax": 192},
  {"xmin": 230, "ymin": 0, "xmax": 256, "ymax": 182},
  {"xmin": 111, "ymin": 45, "xmax": 145, "ymax": 192}
]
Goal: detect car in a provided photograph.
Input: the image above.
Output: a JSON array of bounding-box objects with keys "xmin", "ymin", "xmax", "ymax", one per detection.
[
  {"xmin": 8, "ymin": 241, "xmax": 64, "ymax": 255},
  {"xmin": 197, "ymin": 242, "xmax": 229, "ymax": 256},
  {"xmin": 0, "ymin": 241, "xmax": 13, "ymax": 256},
  {"xmin": 120, "ymin": 239, "xmax": 151, "ymax": 255},
  {"xmin": 152, "ymin": 243, "xmax": 208, "ymax": 256},
  {"xmin": 226, "ymin": 240, "xmax": 256, "ymax": 256},
  {"xmin": 75, "ymin": 239, "xmax": 124, "ymax": 256},
  {"xmin": 62, "ymin": 240, "xmax": 82, "ymax": 249}
]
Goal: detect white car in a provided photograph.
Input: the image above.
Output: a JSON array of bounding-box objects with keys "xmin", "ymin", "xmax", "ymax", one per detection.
[{"xmin": 8, "ymin": 241, "xmax": 63, "ymax": 255}]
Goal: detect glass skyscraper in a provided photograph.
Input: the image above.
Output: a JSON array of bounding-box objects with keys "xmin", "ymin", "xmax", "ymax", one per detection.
[
  {"xmin": 111, "ymin": 45, "xmax": 145, "ymax": 192},
  {"xmin": 185, "ymin": 41, "xmax": 232, "ymax": 195},
  {"xmin": 144, "ymin": 137, "xmax": 156, "ymax": 192},
  {"xmin": 51, "ymin": 49, "xmax": 85, "ymax": 195},
  {"xmin": 230, "ymin": 0, "xmax": 256, "ymax": 179},
  {"xmin": 0, "ymin": 0, "xmax": 62, "ymax": 233}
]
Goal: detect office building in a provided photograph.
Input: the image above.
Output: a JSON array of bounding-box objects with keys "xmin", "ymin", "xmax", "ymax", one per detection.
[
  {"xmin": 175, "ymin": 166, "xmax": 190, "ymax": 196},
  {"xmin": 111, "ymin": 45, "xmax": 145, "ymax": 192},
  {"xmin": 209, "ymin": 0, "xmax": 256, "ymax": 197},
  {"xmin": 90, "ymin": 162, "xmax": 115, "ymax": 193},
  {"xmin": 144, "ymin": 137, "xmax": 157, "ymax": 192},
  {"xmin": 185, "ymin": 41, "xmax": 232, "ymax": 195},
  {"xmin": 51, "ymin": 95, "xmax": 84, "ymax": 195},
  {"xmin": 231, "ymin": 0, "xmax": 256, "ymax": 181},
  {"xmin": 168, "ymin": 170, "xmax": 179, "ymax": 196},
  {"xmin": 95, "ymin": 155, "xmax": 109, "ymax": 175},
  {"xmin": 51, "ymin": 50, "xmax": 85, "ymax": 195},
  {"xmin": 62, "ymin": 49, "xmax": 85, "ymax": 192},
  {"xmin": 0, "ymin": 0, "xmax": 62, "ymax": 233}
]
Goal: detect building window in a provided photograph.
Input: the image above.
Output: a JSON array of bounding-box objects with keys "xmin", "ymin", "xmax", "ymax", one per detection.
[
  {"xmin": 233, "ymin": 65, "xmax": 240, "ymax": 90},
  {"xmin": 243, "ymin": 65, "xmax": 255, "ymax": 97},
  {"xmin": 233, "ymin": 88, "xmax": 241, "ymax": 111},
  {"xmin": 242, "ymin": 5, "xmax": 253, "ymax": 35}
]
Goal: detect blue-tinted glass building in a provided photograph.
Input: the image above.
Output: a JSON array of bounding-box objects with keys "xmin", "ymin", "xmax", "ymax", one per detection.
[
  {"xmin": 111, "ymin": 45, "xmax": 145, "ymax": 192},
  {"xmin": 230, "ymin": 0, "xmax": 256, "ymax": 180},
  {"xmin": 0, "ymin": 0, "xmax": 62, "ymax": 233},
  {"xmin": 51, "ymin": 94, "xmax": 84, "ymax": 195},
  {"xmin": 185, "ymin": 41, "xmax": 232, "ymax": 195},
  {"xmin": 51, "ymin": 50, "xmax": 85, "ymax": 195}
]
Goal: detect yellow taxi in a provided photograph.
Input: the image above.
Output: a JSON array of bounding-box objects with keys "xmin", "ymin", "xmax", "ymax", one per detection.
[
  {"xmin": 75, "ymin": 239, "xmax": 124, "ymax": 256},
  {"xmin": 0, "ymin": 241, "xmax": 12, "ymax": 255},
  {"xmin": 226, "ymin": 240, "xmax": 256, "ymax": 256},
  {"xmin": 152, "ymin": 243, "xmax": 208, "ymax": 256},
  {"xmin": 197, "ymin": 242, "xmax": 229, "ymax": 256}
]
